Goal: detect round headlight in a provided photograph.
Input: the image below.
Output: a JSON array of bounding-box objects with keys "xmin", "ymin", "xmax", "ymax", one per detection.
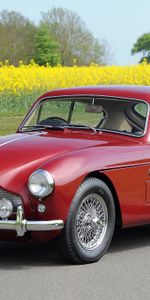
[
  {"xmin": 0, "ymin": 199, "xmax": 13, "ymax": 219},
  {"xmin": 28, "ymin": 169, "xmax": 54, "ymax": 198}
]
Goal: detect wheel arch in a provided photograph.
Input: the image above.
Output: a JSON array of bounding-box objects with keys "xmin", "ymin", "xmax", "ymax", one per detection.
[{"xmin": 85, "ymin": 171, "xmax": 123, "ymax": 227}]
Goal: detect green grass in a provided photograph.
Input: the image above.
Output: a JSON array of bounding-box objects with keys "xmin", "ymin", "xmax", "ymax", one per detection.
[
  {"xmin": 0, "ymin": 92, "xmax": 40, "ymax": 114},
  {"xmin": 0, "ymin": 92, "xmax": 37, "ymax": 135},
  {"xmin": 0, "ymin": 116, "xmax": 24, "ymax": 135}
]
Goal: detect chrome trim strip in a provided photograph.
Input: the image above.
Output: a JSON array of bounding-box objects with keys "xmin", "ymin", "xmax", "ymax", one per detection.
[{"xmin": 0, "ymin": 206, "xmax": 64, "ymax": 237}]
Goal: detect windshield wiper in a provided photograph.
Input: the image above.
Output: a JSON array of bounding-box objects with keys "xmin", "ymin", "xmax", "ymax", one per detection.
[
  {"xmin": 21, "ymin": 124, "xmax": 65, "ymax": 131},
  {"xmin": 21, "ymin": 124, "xmax": 101, "ymax": 134},
  {"xmin": 63, "ymin": 124, "xmax": 98, "ymax": 133}
]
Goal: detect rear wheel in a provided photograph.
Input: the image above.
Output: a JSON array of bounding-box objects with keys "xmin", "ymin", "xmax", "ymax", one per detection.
[{"xmin": 58, "ymin": 177, "xmax": 115, "ymax": 264}]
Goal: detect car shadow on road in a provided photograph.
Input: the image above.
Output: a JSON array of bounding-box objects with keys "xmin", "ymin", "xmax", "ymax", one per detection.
[
  {"xmin": 0, "ymin": 226, "xmax": 150, "ymax": 269},
  {"xmin": 0, "ymin": 239, "xmax": 66, "ymax": 269},
  {"xmin": 109, "ymin": 225, "xmax": 150, "ymax": 253}
]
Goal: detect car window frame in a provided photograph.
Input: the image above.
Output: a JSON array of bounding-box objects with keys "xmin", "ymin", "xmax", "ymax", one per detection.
[{"xmin": 18, "ymin": 95, "xmax": 150, "ymax": 138}]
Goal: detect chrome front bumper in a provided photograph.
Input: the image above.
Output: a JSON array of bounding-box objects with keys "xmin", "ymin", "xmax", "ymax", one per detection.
[{"xmin": 0, "ymin": 206, "xmax": 64, "ymax": 237}]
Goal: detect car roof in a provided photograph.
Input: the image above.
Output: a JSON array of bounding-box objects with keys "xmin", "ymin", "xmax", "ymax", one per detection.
[{"xmin": 38, "ymin": 85, "xmax": 150, "ymax": 103}]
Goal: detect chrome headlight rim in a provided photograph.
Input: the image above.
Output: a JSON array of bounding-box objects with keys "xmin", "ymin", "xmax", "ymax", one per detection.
[
  {"xmin": 28, "ymin": 169, "xmax": 54, "ymax": 198},
  {"xmin": 0, "ymin": 198, "xmax": 13, "ymax": 219}
]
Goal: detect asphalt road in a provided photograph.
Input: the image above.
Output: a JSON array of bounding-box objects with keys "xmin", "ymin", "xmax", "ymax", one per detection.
[{"xmin": 0, "ymin": 226, "xmax": 150, "ymax": 300}]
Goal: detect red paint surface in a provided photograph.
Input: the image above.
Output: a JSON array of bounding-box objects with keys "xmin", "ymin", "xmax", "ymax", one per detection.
[{"xmin": 1, "ymin": 85, "xmax": 150, "ymax": 242}]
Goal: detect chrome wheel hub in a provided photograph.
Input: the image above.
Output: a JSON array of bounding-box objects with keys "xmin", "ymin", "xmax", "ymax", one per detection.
[{"xmin": 76, "ymin": 194, "xmax": 108, "ymax": 250}]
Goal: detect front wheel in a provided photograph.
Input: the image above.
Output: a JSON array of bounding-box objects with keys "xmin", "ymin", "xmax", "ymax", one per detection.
[{"xmin": 58, "ymin": 177, "xmax": 115, "ymax": 264}]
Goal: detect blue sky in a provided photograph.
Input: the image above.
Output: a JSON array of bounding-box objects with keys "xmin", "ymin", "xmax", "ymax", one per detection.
[{"xmin": 0, "ymin": 0, "xmax": 150, "ymax": 65}]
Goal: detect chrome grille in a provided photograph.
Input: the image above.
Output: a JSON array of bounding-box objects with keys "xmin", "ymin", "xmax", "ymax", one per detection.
[{"xmin": 0, "ymin": 188, "xmax": 22, "ymax": 212}]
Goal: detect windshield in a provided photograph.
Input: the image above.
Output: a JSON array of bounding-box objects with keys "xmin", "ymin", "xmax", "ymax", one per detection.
[{"xmin": 20, "ymin": 97, "xmax": 148, "ymax": 136}]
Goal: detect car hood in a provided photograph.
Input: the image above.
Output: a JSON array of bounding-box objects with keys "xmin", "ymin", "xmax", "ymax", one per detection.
[{"xmin": 0, "ymin": 131, "xmax": 136, "ymax": 190}]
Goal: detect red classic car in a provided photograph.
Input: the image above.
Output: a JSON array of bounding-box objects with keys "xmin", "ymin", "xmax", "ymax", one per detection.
[{"xmin": 0, "ymin": 85, "xmax": 150, "ymax": 264}]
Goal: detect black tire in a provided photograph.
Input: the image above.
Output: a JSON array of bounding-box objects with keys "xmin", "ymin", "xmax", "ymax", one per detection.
[{"xmin": 58, "ymin": 177, "xmax": 115, "ymax": 264}]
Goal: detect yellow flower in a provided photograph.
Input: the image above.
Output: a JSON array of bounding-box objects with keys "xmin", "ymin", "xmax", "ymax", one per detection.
[{"xmin": 1, "ymin": 63, "xmax": 150, "ymax": 97}]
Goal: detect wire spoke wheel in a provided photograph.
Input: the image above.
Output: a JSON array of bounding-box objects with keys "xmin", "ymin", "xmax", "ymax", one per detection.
[
  {"xmin": 76, "ymin": 194, "xmax": 108, "ymax": 250},
  {"xmin": 58, "ymin": 178, "xmax": 115, "ymax": 264}
]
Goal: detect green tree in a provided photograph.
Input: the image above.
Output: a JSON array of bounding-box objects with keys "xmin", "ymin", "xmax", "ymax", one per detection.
[
  {"xmin": 131, "ymin": 33, "xmax": 150, "ymax": 63},
  {"xmin": 41, "ymin": 7, "xmax": 110, "ymax": 66},
  {"xmin": 0, "ymin": 10, "xmax": 36, "ymax": 65},
  {"xmin": 33, "ymin": 25, "xmax": 61, "ymax": 66}
]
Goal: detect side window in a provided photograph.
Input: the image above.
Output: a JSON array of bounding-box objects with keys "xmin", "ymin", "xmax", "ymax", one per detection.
[
  {"xmin": 133, "ymin": 103, "xmax": 147, "ymax": 118},
  {"xmin": 124, "ymin": 101, "xmax": 148, "ymax": 134}
]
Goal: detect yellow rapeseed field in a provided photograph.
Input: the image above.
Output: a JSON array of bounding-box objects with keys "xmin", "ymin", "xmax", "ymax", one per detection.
[
  {"xmin": 0, "ymin": 61, "xmax": 150, "ymax": 133},
  {"xmin": 0, "ymin": 62, "xmax": 150, "ymax": 96}
]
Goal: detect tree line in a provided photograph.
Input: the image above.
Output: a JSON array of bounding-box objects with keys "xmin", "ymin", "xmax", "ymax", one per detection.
[
  {"xmin": 131, "ymin": 33, "xmax": 150, "ymax": 63},
  {"xmin": 0, "ymin": 8, "xmax": 111, "ymax": 67}
]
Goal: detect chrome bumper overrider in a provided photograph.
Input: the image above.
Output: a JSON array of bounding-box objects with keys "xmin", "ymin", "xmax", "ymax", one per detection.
[{"xmin": 0, "ymin": 206, "xmax": 64, "ymax": 237}]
